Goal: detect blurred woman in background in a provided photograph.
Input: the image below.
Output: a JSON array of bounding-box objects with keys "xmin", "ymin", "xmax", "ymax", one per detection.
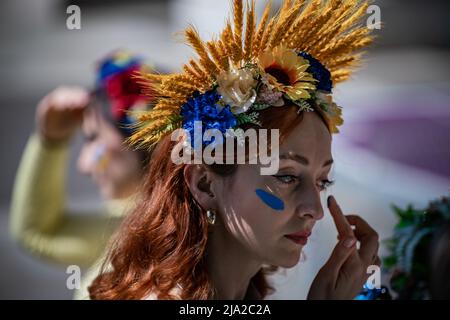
[{"xmin": 9, "ymin": 51, "xmax": 153, "ymax": 299}]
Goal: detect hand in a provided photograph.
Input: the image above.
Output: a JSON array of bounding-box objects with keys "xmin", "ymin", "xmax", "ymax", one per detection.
[
  {"xmin": 307, "ymin": 195, "xmax": 380, "ymax": 300},
  {"xmin": 36, "ymin": 86, "xmax": 90, "ymax": 145}
]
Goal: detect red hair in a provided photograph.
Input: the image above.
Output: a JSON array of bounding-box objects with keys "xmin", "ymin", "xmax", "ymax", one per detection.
[{"xmin": 89, "ymin": 104, "xmax": 330, "ymax": 299}]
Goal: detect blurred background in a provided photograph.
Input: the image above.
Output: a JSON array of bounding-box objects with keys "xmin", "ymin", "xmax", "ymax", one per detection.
[{"xmin": 0, "ymin": 0, "xmax": 449, "ymax": 299}]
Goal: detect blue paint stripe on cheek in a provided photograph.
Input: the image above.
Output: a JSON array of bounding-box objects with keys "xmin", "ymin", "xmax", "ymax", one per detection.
[{"xmin": 255, "ymin": 189, "xmax": 285, "ymax": 211}]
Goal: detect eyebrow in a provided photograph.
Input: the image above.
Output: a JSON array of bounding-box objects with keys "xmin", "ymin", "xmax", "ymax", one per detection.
[{"xmin": 280, "ymin": 153, "xmax": 334, "ymax": 167}]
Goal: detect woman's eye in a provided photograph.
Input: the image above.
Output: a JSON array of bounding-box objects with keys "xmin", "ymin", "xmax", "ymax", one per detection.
[
  {"xmin": 318, "ymin": 179, "xmax": 335, "ymax": 191},
  {"xmin": 84, "ymin": 132, "xmax": 98, "ymax": 142},
  {"xmin": 274, "ymin": 175, "xmax": 297, "ymax": 184}
]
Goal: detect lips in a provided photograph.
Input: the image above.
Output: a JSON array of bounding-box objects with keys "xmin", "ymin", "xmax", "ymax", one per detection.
[{"xmin": 284, "ymin": 231, "xmax": 312, "ymax": 246}]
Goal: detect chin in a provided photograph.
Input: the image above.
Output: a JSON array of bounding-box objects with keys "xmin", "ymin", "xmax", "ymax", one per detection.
[
  {"xmin": 272, "ymin": 246, "xmax": 303, "ymax": 268},
  {"xmin": 98, "ymin": 184, "xmax": 115, "ymax": 200}
]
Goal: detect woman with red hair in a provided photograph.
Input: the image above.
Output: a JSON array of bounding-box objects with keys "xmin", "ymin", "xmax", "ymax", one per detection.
[{"xmin": 90, "ymin": 0, "xmax": 380, "ymax": 300}]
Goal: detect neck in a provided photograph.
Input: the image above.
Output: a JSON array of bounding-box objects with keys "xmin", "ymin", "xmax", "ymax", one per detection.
[{"xmin": 206, "ymin": 224, "xmax": 262, "ymax": 300}]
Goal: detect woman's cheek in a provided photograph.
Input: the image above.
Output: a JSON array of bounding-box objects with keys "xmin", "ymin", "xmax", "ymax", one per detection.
[
  {"xmin": 93, "ymin": 145, "xmax": 111, "ymax": 172},
  {"xmin": 233, "ymin": 188, "xmax": 285, "ymax": 226},
  {"xmin": 253, "ymin": 176, "xmax": 289, "ymax": 212}
]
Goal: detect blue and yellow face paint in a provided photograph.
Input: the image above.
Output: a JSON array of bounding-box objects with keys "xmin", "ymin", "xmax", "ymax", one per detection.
[
  {"xmin": 93, "ymin": 145, "xmax": 111, "ymax": 171},
  {"xmin": 255, "ymin": 188, "xmax": 284, "ymax": 211}
]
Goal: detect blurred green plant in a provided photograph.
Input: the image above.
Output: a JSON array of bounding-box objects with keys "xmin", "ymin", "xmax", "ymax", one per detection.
[{"xmin": 383, "ymin": 195, "xmax": 450, "ymax": 299}]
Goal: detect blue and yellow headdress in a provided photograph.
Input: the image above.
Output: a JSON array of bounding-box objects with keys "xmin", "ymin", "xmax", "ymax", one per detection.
[{"xmin": 131, "ymin": 0, "xmax": 374, "ymax": 148}]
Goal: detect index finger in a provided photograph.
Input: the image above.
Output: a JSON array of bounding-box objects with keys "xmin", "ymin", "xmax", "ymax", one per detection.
[
  {"xmin": 346, "ymin": 215, "xmax": 379, "ymax": 266},
  {"xmin": 327, "ymin": 195, "xmax": 354, "ymax": 239}
]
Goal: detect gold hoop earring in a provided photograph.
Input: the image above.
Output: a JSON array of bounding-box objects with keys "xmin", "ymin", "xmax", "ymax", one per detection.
[{"xmin": 206, "ymin": 209, "xmax": 216, "ymax": 225}]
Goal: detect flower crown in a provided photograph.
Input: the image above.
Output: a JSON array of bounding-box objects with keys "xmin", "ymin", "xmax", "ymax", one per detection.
[{"xmin": 130, "ymin": 0, "xmax": 374, "ymax": 149}]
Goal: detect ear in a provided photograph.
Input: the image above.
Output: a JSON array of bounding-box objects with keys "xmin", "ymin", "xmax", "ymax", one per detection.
[{"xmin": 184, "ymin": 164, "xmax": 216, "ymax": 211}]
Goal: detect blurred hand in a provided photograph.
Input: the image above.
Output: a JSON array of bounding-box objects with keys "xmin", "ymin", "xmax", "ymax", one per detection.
[
  {"xmin": 36, "ymin": 86, "xmax": 90, "ymax": 145},
  {"xmin": 307, "ymin": 196, "xmax": 380, "ymax": 300}
]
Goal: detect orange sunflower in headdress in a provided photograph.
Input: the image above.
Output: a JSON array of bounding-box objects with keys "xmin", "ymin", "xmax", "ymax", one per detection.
[{"xmin": 258, "ymin": 46, "xmax": 316, "ymax": 101}]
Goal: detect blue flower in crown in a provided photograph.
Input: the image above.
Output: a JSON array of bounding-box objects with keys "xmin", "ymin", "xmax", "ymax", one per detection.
[
  {"xmin": 180, "ymin": 89, "xmax": 237, "ymax": 147},
  {"xmin": 298, "ymin": 51, "xmax": 333, "ymax": 93}
]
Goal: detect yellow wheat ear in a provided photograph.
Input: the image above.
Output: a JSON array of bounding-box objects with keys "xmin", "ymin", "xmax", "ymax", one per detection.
[{"xmin": 130, "ymin": 0, "xmax": 375, "ymax": 149}]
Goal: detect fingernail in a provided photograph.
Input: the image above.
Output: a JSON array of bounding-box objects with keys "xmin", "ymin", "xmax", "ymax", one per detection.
[
  {"xmin": 343, "ymin": 238, "xmax": 356, "ymax": 248},
  {"xmin": 327, "ymin": 195, "xmax": 333, "ymax": 207}
]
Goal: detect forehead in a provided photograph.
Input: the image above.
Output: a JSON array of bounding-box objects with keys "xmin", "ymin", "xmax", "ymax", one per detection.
[{"xmin": 279, "ymin": 112, "xmax": 332, "ymax": 164}]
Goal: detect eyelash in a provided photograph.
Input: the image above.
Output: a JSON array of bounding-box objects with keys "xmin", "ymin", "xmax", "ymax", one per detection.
[
  {"xmin": 84, "ymin": 133, "xmax": 98, "ymax": 142},
  {"xmin": 274, "ymin": 175, "xmax": 335, "ymax": 191},
  {"xmin": 319, "ymin": 179, "xmax": 335, "ymax": 191}
]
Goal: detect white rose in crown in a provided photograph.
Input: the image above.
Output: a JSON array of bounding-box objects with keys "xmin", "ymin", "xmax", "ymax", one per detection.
[{"xmin": 217, "ymin": 68, "xmax": 258, "ymax": 114}]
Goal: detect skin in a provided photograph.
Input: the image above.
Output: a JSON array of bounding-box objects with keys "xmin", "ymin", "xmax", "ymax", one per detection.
[
  {"xmin": 37, "ymin": 86, "xmax": 142, "ymax": 200},
  {"xmin": 185, "ymin": 111, "xmax": 380, "ymax": 299}
]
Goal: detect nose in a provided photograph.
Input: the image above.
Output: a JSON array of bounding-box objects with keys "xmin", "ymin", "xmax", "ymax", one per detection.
[{"xmin": 295, "ymin": 180, "xmax": 324, "ymax": 221}]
